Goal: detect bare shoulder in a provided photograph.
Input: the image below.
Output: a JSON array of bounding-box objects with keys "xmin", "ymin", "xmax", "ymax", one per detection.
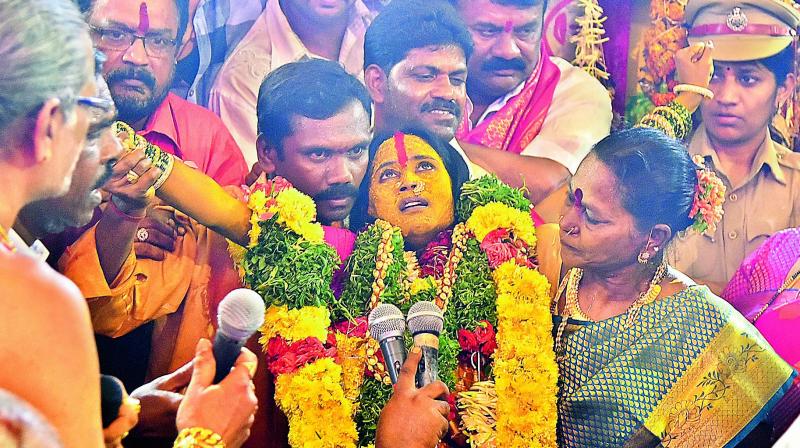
[{"xmin": 0, "ymin": 252, "xmax": 90, "ymax": 336}]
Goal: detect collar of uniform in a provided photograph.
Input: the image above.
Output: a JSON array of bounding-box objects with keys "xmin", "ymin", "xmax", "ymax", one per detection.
[
  {"xmin": 690, "ymin": 124, "xmax": 787, "ymax": 187},
  {"xmin": 268, "ymin": 0, "xmax": 371, "ymax": 68},
  {"xmin": 140, "ymin": 93, "xmax": 181, "ymax": 151}
]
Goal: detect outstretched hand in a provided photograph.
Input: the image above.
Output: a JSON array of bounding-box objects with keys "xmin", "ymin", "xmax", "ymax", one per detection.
[
  {"xmin": 376, "ymin": 347, "xmax": 451, "ymax": 448},
  {"xmin": 176, "ymin": 338, "xmax": 258, "ymax": 448},
  {"xmin": 130, "ymin": 360, "xmax": 194, "ymax": 438}
]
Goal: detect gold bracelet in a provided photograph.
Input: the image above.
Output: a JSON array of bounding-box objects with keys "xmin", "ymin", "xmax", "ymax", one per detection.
[
  {"xmin": 638, "ymin": 114, "xmax": 676, "ymax": 139},
  {"xmin": 173, "ymin": 427, "xmax": 225, "ymax": 448},
  {"xmin": 673, "ymin": 83, "xmax": 714, "ymax": 100},
  {"xmin": 152, "ymin": 152, "xmax": 175, "ymax": 190}
]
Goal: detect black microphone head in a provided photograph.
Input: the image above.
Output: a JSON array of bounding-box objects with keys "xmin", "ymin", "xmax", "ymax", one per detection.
[
  {"xmin": 217, "ymin": 288, "xmax": 266, "ymax": 341},
  {"xmin": 406, "ymin": 301, "xmax": 444, "ymax": 336},
  {"xmin": 99, "ymin": 374, "xmax": 123, "ymax": 428},
  {"xmin": 368, "ymin": 303, "xmax": 406, "ymax": 341}
]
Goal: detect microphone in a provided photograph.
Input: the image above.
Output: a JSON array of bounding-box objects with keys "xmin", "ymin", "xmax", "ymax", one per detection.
[
  {"xmin": 213, "ymin": 288, "xmax": 265, "ymax": 384},
  {"xmin": 406, "ymin": 301, "xmax": 444, "ymax": 388},
  {"xmin": 99, "ymin": 374, "xmax": 123, "ymax": 428},
  {"xmin": 368, "ymin": 303, "xmax": 407, "ymax": 384}
]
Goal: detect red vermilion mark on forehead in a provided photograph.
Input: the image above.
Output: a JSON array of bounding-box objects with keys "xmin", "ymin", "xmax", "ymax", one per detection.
[
  {"xmin": 504, "ymin": 20, "xmax": 514, "ymax": 33},
  {"xmin": 138, "ymin": 3, "xmax": 150, "ymax": 35},
  {"xmin": 574, "ymin": 188, "xmax": 583, "ymax": 208},
  {"xmin": 393, "ymin": 132, "xmax": 408, "ymax": 169}
]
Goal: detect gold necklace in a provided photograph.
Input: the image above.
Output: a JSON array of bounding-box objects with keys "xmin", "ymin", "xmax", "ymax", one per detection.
[{"xmin": 563, "ymin": 263, "xmax": 668, "ymax": 326}]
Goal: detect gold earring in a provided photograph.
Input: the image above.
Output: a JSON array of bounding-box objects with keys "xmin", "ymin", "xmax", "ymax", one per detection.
[{"xmin": 637, "ymin": 251, "xmax": 651, "ymax": 264}]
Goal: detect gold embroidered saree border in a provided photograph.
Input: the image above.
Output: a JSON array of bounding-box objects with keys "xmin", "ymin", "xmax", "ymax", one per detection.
[{"xmin": 644, "ymin": 315, "xmax": 794, "ymax": 447}]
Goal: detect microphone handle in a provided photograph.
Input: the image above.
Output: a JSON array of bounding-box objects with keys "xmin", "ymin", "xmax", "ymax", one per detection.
[
  {"xmin": 212, "ymin": 332, "xmax": 246, "ymax": 384},
  {"xmin": 413, "ymin": 333, "xmax": 440, "ymax": 388},
  {"xmin": 379, "ymin": 335, "xmax": 407, "ymax": 384}
]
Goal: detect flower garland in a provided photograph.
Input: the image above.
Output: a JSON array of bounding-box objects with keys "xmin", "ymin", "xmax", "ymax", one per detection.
[
  {"xmin": 236, "ymin": 175, "xmax": 557, "ymax": 447},
  {"xmin": 409, "ymin": 176, "xmax": 557, "ymax": 447},
  {"xmin": 689, "ymin": 155, "xmax": 726, "ymax": 236},
  {"xmin": 237, "ymin": 177, "xmax": 357, "ymax": 448},
  {"xmin": 626, "ymin": 0, "xmax": 688, "ymax": 123},
  {"xmin": 570, "ymin": 0, "xmax": 611, "ymax": 91}
]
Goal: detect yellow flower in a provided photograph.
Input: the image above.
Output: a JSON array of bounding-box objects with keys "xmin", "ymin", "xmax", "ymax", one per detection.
[
  {"xmin": 334, "ymin": 333, "xmax": 369, "ymax": 405},
  {"xmin": 410, "ymin": 276, "xmax": 436, "ymax": 295},
  {"xmin": 227, "ymin": 240, "xmax": 246, "ymax": 266},
  {"xmin": 297, "ymin": 221, "xmax": 325, "ymax": 243},
  {"xmin": 492, "ymin": 261, "xmax": 558, "ymax": 447},
  {"xmin": 274, "ymin": 189, "xmax": 318, "ymax": 237},
  {"xmin": 248, "ymin": 216, "xmax": 262, "ymax": 248},
  {"xmin": 259, "ymin": 305, "xmax": 330, "ymax": 344},
  {"xmin": 248, "ymin": 189, "xmax": 269, "ymax": 216},
  {"xmin": 274, "ymin": 358, "xmax": 359, "ymax": 448},
  {"xmin": 466, "ymin": 202, "xmax": 537, "ymax": 247}
]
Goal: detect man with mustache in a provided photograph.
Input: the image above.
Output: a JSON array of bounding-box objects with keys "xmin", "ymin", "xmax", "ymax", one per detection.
[
  {"xmin": 60, "ymin": 58, "xmax": 372, "ymax": 446},
  {"xmin": 450, "ymin": 0, "xmax": 612, "ymax": 204},
  {"xmin": 670, "ymin": 0, "xmax": 800, "ymax": 294},
  {"xmin": 86, "ymin": 0, "xmax": 247, "ymax": 188},
  {"xmin": 15, "ymin": 58, "xmax": 122, "ymax": 246},
  {"xmin": 364, "ymin": 0, "xmax": 477, "ymax": 175}
]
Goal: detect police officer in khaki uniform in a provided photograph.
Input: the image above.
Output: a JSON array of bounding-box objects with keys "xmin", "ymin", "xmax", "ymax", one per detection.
[{"xmin": 671, "ymin": 0, "xmax": 800, "ymax": 294}]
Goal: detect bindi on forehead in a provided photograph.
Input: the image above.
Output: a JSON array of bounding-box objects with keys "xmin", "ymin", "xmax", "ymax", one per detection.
[
  {"xmin": 138, "ymin": 2, "xmax": 150, "ymax": 35},
  {"xmin": 393, "ymin": 132, "xmax": 408, "ymax": 169},
  {"xmin": 504, "ymin": 20, "xmax": 513, "ymax": 33}
]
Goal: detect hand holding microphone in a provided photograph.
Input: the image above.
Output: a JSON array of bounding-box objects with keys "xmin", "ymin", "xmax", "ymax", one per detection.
[{"xmin": 375, "ymin": 347, "xmax": 450, "ymax": 448}]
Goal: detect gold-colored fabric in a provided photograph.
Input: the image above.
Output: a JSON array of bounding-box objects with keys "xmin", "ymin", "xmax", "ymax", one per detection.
[
  {"xmin": 670, "ymin": 125, "xmax": 800, "ymax": 287},
  {"xmin": 59, "ymin": 206, "xmax": 242, "ymax": 379}
]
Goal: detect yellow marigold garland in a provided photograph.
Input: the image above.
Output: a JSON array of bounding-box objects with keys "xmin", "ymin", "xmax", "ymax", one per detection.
[
  {"xmin": 271, "ymin": 189, "xmax": 325, "ymax": 243},
  {"xmin": 274, "ymin": 358, "xmax": 359, "ymax": 448},
  {"xmin": 466, "ymin": 203, "xmax": 537, "ymax": 247},
  {"xmin": 335, "ymin": 332, "xmax": 370, "ymax": 406},
  {"xmin": 259, "ymin": 305, "xmax": 331, "ymax": 344},
  {"xmin": 492, "ymin": 261, "xmax": 558, "ymax": 447}
]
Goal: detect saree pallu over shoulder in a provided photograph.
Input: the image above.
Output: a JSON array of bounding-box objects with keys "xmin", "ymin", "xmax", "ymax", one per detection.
[{"xmin": 554, "ymin": 286, "xmax": 795, "ymax": 448}]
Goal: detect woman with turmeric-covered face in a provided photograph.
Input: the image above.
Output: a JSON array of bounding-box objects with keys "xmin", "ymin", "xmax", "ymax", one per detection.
[{"xmin": 351, "ymin": 130, "xmax": 469, "ymax": 251}]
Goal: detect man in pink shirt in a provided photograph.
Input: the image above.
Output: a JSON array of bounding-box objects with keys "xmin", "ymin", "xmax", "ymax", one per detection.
[{"xmin": 86, "ymin": 0, "xmax": 247, "ymax": 188}]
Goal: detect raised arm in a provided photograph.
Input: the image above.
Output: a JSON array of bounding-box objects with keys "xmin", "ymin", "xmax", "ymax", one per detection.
[
  {"xmin": 114, "ymin": 122, "xmax": 253, "ymax": 247},
  {"xmin": 156, "ymin": 160, "xmax": 252, "ymax": 247}
]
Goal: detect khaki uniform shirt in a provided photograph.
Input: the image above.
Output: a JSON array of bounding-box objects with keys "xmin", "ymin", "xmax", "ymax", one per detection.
[{"xmin": 670, "ymin": 125, "xmax": 800, "ymax": 287}]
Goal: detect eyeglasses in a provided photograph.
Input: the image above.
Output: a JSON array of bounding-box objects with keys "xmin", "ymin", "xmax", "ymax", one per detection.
[
  {"xmin": 90, "ymin": 26, "xmax": 178, "ymax": 59},
  {"xmin": 77, "ymin": 96, "xmax": 116, "ymax": 127}
]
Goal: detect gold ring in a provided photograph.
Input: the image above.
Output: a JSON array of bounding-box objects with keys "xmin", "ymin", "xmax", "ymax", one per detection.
[
  {"xmin": 122, "ymin": 431, "xmax": 130, "ymax": 440},
  {"xmin": 126, "ymin": 170, "xmax": 140, "ymax": 184}
]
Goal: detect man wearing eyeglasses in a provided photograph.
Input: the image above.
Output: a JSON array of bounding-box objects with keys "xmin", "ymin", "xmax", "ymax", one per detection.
[{"xmin": 86, "ymin": 0, "xmax": 247, "ymax": 189}]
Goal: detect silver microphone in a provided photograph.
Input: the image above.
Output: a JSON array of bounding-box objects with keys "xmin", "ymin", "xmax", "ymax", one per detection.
[
  {"xmin": 213, "ymin": 288, "xmax": 265, "ymax": 383},
  {"xmin": 368, "ymin": 303, "xmax": 407, "ymax": 384},
  {"xmin": 406, "ymin": 301, "xmax": 444, "ymax": 388}
]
